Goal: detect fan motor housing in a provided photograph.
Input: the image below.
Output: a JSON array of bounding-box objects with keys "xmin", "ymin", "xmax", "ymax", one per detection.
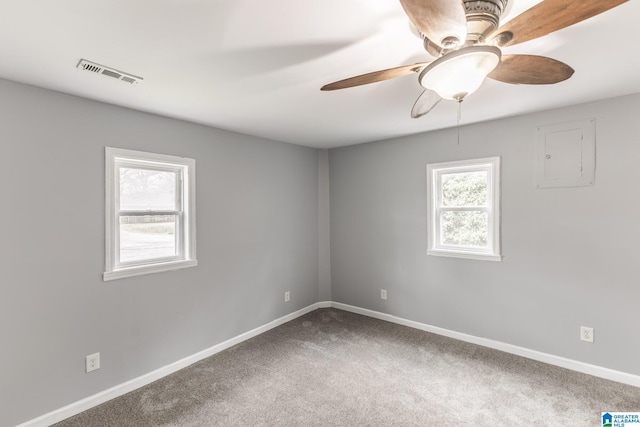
[{"xmin": 463, "ymin": 0, "xmax": 510, "ymax": 41}]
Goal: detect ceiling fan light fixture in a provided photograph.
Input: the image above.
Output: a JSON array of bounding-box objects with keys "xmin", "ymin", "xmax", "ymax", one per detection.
[{"xmin": 418, "ymin": 45, "xmax": 501, "ymax": 100}]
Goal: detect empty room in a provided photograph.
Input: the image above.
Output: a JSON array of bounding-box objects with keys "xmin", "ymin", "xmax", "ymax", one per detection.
[{"xmin": 1, "ymin": 0, "xmax": 640, "ymax": 426}]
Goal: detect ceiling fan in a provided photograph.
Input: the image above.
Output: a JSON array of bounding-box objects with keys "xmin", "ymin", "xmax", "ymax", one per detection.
[{"xmin": 321, "ymin": 0, "xmax": 628, "ymax": 118}]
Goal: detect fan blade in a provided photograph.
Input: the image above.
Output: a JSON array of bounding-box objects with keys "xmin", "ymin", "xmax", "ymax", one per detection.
[
  {"xmin": 321, "ymin": 63, "xmax": 427, "ymax": 91},
  {"xmin": 411, "ymin": 89, "xmax": 442, "ymax": 118},
  {"xmin": 488, "ymin": 55, "xmax": 574, "ymax": 85},
  {"xmin": 399, "ymin": 0, "xmax": 467, "ymax": 48},
  {"xmin": 491, "ymin": 0, "xmax": 628, "ymax": 48}
]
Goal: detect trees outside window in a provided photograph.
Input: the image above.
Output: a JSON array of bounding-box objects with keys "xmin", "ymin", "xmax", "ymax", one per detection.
[
  {"xmin": 427, "ymin": 157, "xmax": 501, "ymax": 261},
  {"xmin": 104, "ymin": 147, "xmax": 197, "ymax": 281}
]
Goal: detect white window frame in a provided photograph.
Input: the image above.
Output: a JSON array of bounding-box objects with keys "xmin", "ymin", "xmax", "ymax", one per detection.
[
  {"xmin": 426, "ymin": 157, "xmax": 501, "ymax": 261},
  {"xmin": 104, "ymin": 147, "xmax": 197, "ymax": 281}
]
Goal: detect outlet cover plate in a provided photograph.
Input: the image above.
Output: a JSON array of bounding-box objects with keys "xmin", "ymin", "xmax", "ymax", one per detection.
[
  {"xmin": 580, "ymin": 326, "xmax": 594, "ymax": 343},
  {"xmin": 86, "ymin": 352, "xmax": 100, "ymax": 373}
]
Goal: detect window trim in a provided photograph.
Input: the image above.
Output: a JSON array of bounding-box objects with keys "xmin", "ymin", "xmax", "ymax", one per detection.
[
  {"xmin": 426, "ymin": 157, "xmax": 501, "ymax": 261},
  {"xmin": 104, "ymin": 147, "xmax": 197, "ymax": 281}
]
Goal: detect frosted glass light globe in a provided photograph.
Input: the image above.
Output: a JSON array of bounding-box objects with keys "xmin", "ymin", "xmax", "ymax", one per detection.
[{"xmin": 419, "ymin": 45, "xmax": 501, "ymax": 101}]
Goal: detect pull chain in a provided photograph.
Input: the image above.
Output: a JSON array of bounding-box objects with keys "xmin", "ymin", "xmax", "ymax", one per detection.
[{"xmin": 456, "ymin": 98, "xmax": 463, "ymax": 145}]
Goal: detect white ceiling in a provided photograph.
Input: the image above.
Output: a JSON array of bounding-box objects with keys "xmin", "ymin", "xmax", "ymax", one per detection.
[{"xmin": 1, "ymin": 0, "xmax": 639, "ymax": 148}]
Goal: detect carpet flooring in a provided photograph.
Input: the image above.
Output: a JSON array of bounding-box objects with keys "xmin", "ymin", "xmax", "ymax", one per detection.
[{"xmin": 54, "ymin": 308, "xmax": 640, "ymax": 426}]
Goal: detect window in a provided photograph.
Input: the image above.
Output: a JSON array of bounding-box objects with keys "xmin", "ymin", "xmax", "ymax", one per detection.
[
  {"xmin": 104, "ymin": 147, "xmax": 196, "ymax": 281},
  {"xmin": 426, "ymin": 157, "xmax": 501, "ymax": 261}
]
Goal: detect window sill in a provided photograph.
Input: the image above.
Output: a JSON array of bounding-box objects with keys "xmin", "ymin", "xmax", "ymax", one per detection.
[
  {"xmin": 103, "ymin": 259, "xmax": 198, "ymax": 281},
  {"xmin": 427, "ymin": 249, "xmax": 502, "ymax": 262}
]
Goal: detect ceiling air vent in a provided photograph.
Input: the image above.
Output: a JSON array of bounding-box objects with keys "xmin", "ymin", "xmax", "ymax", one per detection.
[{"xmin": 76, "ymin": 59, "xmax": 143, "ymax": 84}]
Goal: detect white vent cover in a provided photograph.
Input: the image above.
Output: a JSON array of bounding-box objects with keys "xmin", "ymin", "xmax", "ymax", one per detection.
[{"xmin": 76, "ymin": 59, "xmax": 143, "ymax": 84}]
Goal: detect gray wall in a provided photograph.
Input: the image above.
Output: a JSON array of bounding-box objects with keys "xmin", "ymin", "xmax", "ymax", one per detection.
[
  {"xmin": 330, "ymin": 93, "xmax": 640, "ymax": 376},
  {"xmin": 2, "ymin": 75, "xmax": 639, "ymax": 426},
  {"xmin": 0, "ymin": 79, "xmax": 319, "ymax": 427},
  {"xmin": 317, "ymin": 149, "xmax": 332, "ymax": 301}
]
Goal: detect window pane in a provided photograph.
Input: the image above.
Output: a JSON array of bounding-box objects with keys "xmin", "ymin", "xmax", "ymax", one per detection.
[
  {"xmin": 120, "ymin": 167, "xmax": 176, "ymax": 211},
  {"xmin": 119, "ymin": 215, "xmax": 177, "ymax": 263},
  {"xmin": 442, "ymin": 171, "xmax": 487, "ymax": 207},
  {"xmin": 440, "ymin": 211, "xmax": 488, "ymax": 247}
]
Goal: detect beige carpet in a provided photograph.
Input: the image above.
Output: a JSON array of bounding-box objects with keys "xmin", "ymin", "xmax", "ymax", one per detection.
[{"xmin": 54, "ymin": 308, "xmax": 640, "ymax": 426}]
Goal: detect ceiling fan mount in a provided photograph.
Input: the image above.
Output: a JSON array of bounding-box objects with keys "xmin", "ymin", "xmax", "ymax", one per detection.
[
  {"xmin": 461, "ymin": 0, "xmax": 509, "ymax": 44},
  {"xmin": 321, "ymin": 0, "xmax": 628, "ymax": 119}
]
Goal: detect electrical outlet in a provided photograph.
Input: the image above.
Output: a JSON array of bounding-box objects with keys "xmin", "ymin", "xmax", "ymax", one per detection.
[
  {"xmin": 284, "ymin": 291, "xmax": 290, "ymax": 302},
  {"xmin": 381, "ymin": 289, "xmax": 387, "ymax": 300},
  {"xmin": 86, "ymin": 352, "xmax": 100, "ymax": 373},
  {"xmin": 580, "ymin": 326, "xmax": 594, "ymax": 343}
]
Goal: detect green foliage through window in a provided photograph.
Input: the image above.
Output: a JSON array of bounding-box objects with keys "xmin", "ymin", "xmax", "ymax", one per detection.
[
  {"xmin": 427, "ymin": 157, "xmax": 501, "ymax": 260},
  {"xmin": 442, "ymin": 171, "xmax": 487, "ymax": 207},
  {"xmin": 440, "ymin": 171, "xmax": 489, "ymax": 247},
  {"xmin": 441, "ymin": 211, "xmax": 488, "ymax": 247}
]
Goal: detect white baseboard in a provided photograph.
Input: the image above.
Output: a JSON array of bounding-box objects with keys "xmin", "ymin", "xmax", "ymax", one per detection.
[
  {"xmin": 19, "ymin": 300, "xmax": 639, "ymax": 426},
  {"xmin": 18, "ymin": 302, "xmax": 330, "ymax": 427},
  {"xmin": 331, "ymin": 302, "xmax": 640, "ymax": 388}
]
